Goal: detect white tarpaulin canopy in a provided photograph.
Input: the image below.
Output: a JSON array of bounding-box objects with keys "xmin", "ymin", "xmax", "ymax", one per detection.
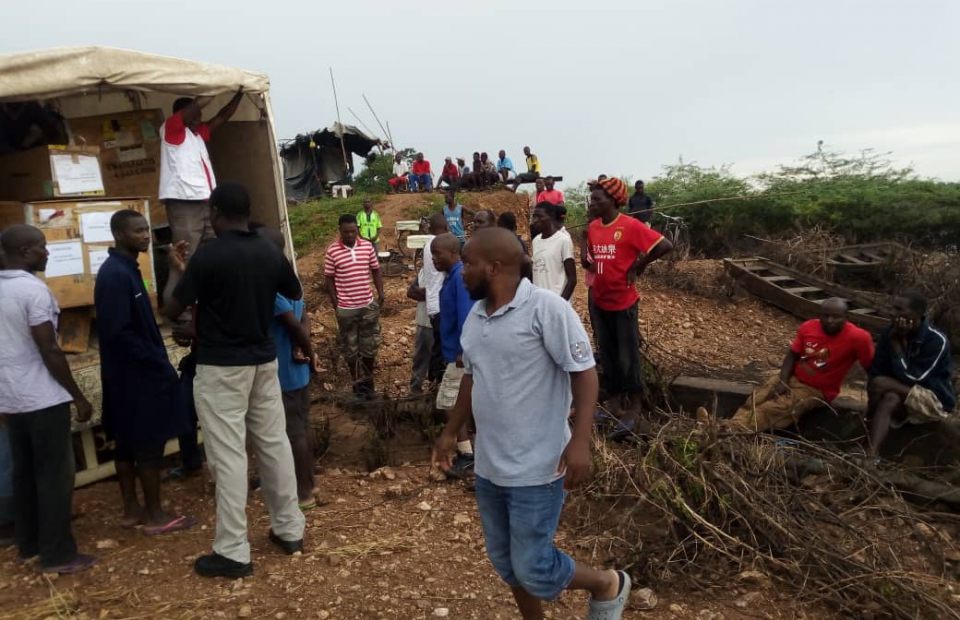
[{"xmin": 0, "ymin": 46, "xmax": 270, "ymax": 102}]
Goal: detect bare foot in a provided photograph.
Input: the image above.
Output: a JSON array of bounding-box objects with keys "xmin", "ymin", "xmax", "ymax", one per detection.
[
  {"xmin": 595, "ymin": 569, "xmax": 621, "ymax": 602},
  {"xmin": 143, "ymin": 510, "xmax": 177, "ymax": 529},
  {"xmin": 120, "ymin": 506, "xmax": 145, "ymax": 528}
]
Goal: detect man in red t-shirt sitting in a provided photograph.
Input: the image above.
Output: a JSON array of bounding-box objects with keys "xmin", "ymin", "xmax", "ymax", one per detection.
[
  {"xmin": 586, "ymin": 178, "xmax": 673, "ymax": 424},
  {"xmin": 409, "ymin": 152, "xmax": 433, "ymax": 192},
  {"xmin": 731, "ymin": 298, "xmax": 875, "ymax": 431},
  {"xmin": 436, "ymin": 157, "xmax": 460, "ymax": 191}
]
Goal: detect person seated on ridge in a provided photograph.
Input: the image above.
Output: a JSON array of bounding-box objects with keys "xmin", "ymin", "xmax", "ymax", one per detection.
[
  {"xmin": 409, "ymin": 152, "xmax": 433, "ymax": 192},
  {"xmin": 866, "ymin": 291, "xmax": 955, "ymax": 457},
  {"xmin": 437, "ymin": 157, "xmax": 460, "ymax": 191},
  {"xmin": 507, "ymin": 146, "xmax": 541, "ymax": 192},
  {"xmin": 730, "ymin": 298, "xmax": 874, "ymax": 432},
  {"xmin": 388, "ymin": 153, "xmax": 409, "ymax": 193}
]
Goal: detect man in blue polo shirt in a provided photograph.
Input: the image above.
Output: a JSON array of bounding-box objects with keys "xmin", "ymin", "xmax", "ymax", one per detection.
[
  {"xmin": 432, "ymin": 227, "xmax": 631, "ymax": 620},
  {"xmin": 431, "ymin": 233, "xmax": 476, "ymax": 478}
]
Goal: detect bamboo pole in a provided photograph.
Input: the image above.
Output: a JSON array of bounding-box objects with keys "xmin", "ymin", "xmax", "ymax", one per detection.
[{"xmin": 329, "ymin": 68, "xmax": 350, "ymax": 177}]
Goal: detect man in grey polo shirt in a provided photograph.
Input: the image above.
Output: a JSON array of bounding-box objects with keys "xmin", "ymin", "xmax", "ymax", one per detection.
[{"xmin": 433, "ymin": 228, "xmax": 632, "ymax": 620}]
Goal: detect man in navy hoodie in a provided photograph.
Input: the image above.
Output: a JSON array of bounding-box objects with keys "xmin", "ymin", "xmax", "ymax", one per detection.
[{"xmin": 867, "ymin": 290, "xmax": 955, "ymax": 456}]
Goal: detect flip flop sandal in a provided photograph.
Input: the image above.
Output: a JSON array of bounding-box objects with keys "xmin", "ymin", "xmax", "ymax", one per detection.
[
  {"xmin": 298, "ymin": 501, "xmax": 318, "ymax": 512},
  {"xmin": 144, "ymin": 515, "xmax": 198, "ymax": 537},
  {"xmin": 43, "ymin": 554, "xmax": 98, "ymax": 575}
]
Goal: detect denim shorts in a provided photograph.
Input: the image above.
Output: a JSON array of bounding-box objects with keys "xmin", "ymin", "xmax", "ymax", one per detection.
[{"xmin": 474, "ymin": 475, "xmax": 575, "ymax": 601}]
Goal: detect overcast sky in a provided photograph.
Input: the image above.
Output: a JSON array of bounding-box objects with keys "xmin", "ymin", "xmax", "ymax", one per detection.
[{"xmin": 4, "ymin": 0, "xmax": 958, "ymax": 186}]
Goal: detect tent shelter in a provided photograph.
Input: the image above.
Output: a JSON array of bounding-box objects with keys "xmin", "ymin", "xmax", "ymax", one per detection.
[
  {"xmin": 280, "ymin": 123, "xmax": 381, "ymax": 201},
  {"xmin": 0, "ymin": 45, "xmax": 293, "ymax": 255}
]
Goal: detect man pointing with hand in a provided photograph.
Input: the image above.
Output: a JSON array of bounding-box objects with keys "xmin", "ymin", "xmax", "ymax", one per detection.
[{"xmin": 432, "ymin": 227, "xmax": 632, "ymax": 620}]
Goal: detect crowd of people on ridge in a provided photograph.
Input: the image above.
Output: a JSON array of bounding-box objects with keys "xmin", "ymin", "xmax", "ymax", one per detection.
[{"xmin": 0, "ymin": 93, "xmax": 955, "ymax": 620}]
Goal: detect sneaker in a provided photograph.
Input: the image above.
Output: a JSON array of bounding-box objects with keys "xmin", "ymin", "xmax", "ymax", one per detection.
[
  {"xmin": 42, "ymin": 553, "xmax": 98, "ymax": 575},
  {"xmin": 268, "ymin": 530, "xmax": 304, "ymax": 555},
  {"xmin": 194, "ymin": 553, "xmax": 253, "ymax": 579},
  {"xmin": 446, "ymin": 452, "xmax": 475, "ymax": 480}
]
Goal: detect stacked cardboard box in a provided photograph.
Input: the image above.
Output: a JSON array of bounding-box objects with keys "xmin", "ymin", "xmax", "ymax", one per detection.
[
  {"xmin": 67, "ymin": 109, "xmax": 167, "ymax": 227},
  {"xmin": 0, "ymin": 198, "xmax": 158, "ymax": 353}
]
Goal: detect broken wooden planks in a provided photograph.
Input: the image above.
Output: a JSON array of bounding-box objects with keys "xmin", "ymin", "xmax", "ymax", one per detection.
[{"xmin": 723, "ymin": 257, "xmax": 891, "ymax": 332}]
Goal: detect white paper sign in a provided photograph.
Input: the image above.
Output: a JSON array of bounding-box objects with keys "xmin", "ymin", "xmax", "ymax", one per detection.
[
  {"xmin": 80, "ymin": 211, "xmax": 117, "ymax": 244},
  {"xmin": 88, "ymin": 248, "xmax": 110, "ymax": 275},
  {"xmin": 50, "ymin": 154, "xmax": 104, "ymax": 195},
  {"xmin": 44, "ymin": 241, "xmax": 84, "ymax": 278}
]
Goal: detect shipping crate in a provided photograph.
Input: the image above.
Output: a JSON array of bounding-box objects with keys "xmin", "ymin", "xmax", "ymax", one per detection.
[
  {"xmin": 68, "ymin": 110, "xmax": 167, "ymax": 227},
  {"xmin": 0, "ymin": 144, "xmax": 105, "ymax": 201},
  {"xmin": 0, "ymin": 198, "xmax": 158, "ymax": 309}
]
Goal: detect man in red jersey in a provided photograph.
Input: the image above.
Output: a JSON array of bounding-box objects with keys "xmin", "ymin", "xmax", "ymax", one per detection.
[
  {"xmin": 586, "ymin": 177, "xmax": 672, "ymax": 424},
  {"xmin": 732, "ymin": 298, "xmax": 875, "ymax": 431}
]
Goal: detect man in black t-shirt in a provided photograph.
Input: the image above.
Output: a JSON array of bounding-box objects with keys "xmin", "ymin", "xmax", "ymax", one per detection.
[
  {"xmin": 164, "ymin": 183, "xmax": 306, "ymax": 579},
  {"xmin": 626, "ymin": 180, "xmax": 654, "ymax": 224}
]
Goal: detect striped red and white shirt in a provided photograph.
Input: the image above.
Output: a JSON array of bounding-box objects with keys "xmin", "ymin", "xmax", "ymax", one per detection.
[{"xmin": 324, "ymin": 239, "xmax": 380, "ymax": 309}]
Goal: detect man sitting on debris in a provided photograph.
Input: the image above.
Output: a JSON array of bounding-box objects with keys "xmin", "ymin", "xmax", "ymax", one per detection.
[
  {"xmin": 866, "ymin": 291, "xmax": 955, "ymax": 457},
  {"xmin": 481, "ymin": 153, "xmax": 499, "ymax": 187},
  {"xmin": 457, "ymin": 157, "xmax": 470, "ymax": 177},
  {"xmin": 409, "ymin": 152, "xmax": 433, "ymax": 192},
  {"xmin": 388, "ymin": 153, "xmax": 409, "ymax": 192},
  {"xmin": 731, "ymin": 298, "xmax": 875, "ymax": 432},
  {"xmin": 437, "ymin": 157, "xmax": 460, "ymax": 191}
]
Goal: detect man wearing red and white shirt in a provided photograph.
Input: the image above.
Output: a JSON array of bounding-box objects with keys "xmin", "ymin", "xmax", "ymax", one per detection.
[
  {"xmin": 159, "ymin": 90, "xmax": 243, "ymax": 318},
  {"xmin": 324, "ymin": 213, "xmax": 386, "ymax": 397},
  {"xmin": 586, "ymin": 178, "xmax": 673, "ymax": 422},
  {"xmin": 159, "ymin": 91, "xmax": 244, "ymax": 250}
]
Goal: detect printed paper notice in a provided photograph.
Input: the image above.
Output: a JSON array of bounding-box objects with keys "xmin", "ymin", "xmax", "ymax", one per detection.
[
  {"xmin": 88, "ymin": 248, "xmax": 110, "ymax": 275},
  {"xmin": 44, "ymin": 241, "xmax": 84, "ymax": 278},
  {"xmin": 80, "ymin": 211, "xmax": 117, "ymax": 244},
  {"xmin": 51, "ymin": 154, "xmax": 104, "ymax": 195}
]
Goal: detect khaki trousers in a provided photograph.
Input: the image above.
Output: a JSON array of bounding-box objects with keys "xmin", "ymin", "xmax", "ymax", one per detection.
[
  {"xmin": 195, "ymin": 361, "xmax": 305, "ymax": 564},
  {"xmin": 730, "ymin": 375, "xmax": 825, "ymax": 432}
]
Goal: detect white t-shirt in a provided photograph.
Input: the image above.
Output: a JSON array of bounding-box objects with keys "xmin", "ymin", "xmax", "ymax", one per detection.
[
  {"xmin": 0, "ymin": 270, "xmax": 73, "ymax": 413},
  {"xmin": 531, "ymin": 230, "xmax": 575, "ymax": 297},
  {"xmin": 420, "ymin": 235, "xmax": 445, "ymax": 316}
]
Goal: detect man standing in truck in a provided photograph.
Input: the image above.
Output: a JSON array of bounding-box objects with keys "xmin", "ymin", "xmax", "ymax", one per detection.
[{"xmin": 159, "ymin": 89, "xmax": 244, "ymax": 319}]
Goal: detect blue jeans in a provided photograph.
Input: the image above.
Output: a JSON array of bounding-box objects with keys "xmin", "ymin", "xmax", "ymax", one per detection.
[
  {"xmin": 409, "ymin": 173, "xmax": 432, "ymax": 192},
  {"xmin": 474, "ymin": 475, "xmax": 575, "ymax": 601},
  {"xmin": 0, "ymin": 423, "xmax": 13, "ymax": 526}
]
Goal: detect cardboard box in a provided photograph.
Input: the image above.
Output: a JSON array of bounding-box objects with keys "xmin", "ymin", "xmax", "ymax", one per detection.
[
  {"xmin": 0, "ymin": 198, "xmax": 157, "ymax": 309},
  {"xmin": 67, "ymin": 110, "xmax": 167, "ymax": 227},
  {"xmin": 0, "ymin": 145, "xmax": 105, "ymax": 201}
]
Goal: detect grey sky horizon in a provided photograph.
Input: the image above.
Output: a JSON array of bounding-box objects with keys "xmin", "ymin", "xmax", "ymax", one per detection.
[{"xmin": 4, "ymin": 0, "xmax": 958, "ymax": 188}]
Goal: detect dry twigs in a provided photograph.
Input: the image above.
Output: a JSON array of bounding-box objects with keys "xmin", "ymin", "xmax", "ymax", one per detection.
[{"xmin": 574, "ymin": 413, "xmax": 960, "ymax": 619}]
